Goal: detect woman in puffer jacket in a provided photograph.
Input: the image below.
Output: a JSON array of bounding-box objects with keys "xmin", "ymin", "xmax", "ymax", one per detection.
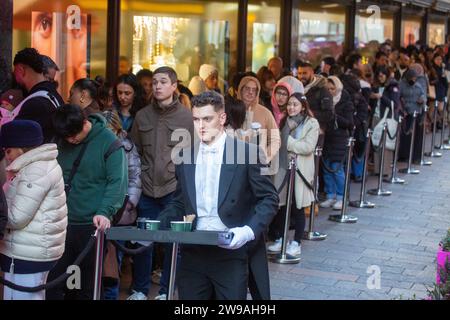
[
  {"xmin": 101, "ymin": 110, "xmax": 142, "ymax": 300},
  {"xmin": 0, "ymin": 120, "xmax": 67, "ymax": 300}
]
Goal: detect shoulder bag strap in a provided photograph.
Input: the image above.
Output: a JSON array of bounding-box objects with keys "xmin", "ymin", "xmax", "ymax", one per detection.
[{"xmin": 65, "ymin": 142, "xmax": 89, "ymax": 193}]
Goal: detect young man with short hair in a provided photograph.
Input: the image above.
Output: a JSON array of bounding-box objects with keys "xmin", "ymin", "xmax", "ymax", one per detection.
[
  {"xmin": 46, "ymin": 104, "xmax": 128, "ymax": 300},
  {"xmin": 158, "ymin": 90, "xmax": 279, "ymax": 300}
]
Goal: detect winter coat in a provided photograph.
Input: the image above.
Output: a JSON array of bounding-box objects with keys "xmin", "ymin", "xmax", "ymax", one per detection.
[
  {"xmin": 430, "ymin": 64, "xmax": 449, "ymax": 101},
  {"xmin": 304, "ymin": 75, "xmax": 334, "ymax": 132},
  {"xmin": 323, "ymin": 90, "xmax": 355, "ymax": 163},
  {"xmin": 0, "ymin": 144, "xmax": 67, "ymax": 262},
  {"xmin": 370, "ymin": 78, "xmax": 402, "ymax": 120},
  {"xmin": 399, "ymin": 79, "xmax": 426, "ymax": 115},
  {"xmin": 274, "ymin": 117, "xmax": 319, "ymax": 209}
]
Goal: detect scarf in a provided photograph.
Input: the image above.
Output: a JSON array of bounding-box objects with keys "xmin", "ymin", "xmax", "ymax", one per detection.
[{"xmin": 279, "ymin": 113, "xmax": 306, "ymax": 169}]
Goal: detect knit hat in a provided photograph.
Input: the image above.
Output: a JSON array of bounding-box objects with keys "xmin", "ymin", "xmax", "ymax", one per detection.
[
  {"xmin": 405, "ymin": 68, "xmax": 418, "ymax": 81},
  {"xmin": 0, "ymin": 120, "xmax": 43, "ymax": 148},
  {"xmin": 188, "ymin": 76, "xmax": 207, "ymax": 95},
  {"xmin": 1, "ymin": 89, "xmax": 24, "ymax": 108},
  {"xmin": 199, "ymin": 64, "xmax": 218, "ymax": 81}
]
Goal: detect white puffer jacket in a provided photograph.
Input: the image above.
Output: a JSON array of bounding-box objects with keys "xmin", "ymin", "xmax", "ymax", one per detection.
[{"xmin": 0, "ymin": 144, "xmax": 68, "ymax": 262}]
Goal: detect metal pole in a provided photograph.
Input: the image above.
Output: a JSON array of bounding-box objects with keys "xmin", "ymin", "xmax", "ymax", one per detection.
[
  {"xmin": 349, "ymin": 129, "xmax": 376, "ymax": 208},
  {"xmin": 384, "ymin": 116, "xmax": 406, "ymax": 184},
  {"xmin": 303, "ymin": 146, "xmax": 327, "ymax": 240},
  {"xmin": 93, "ymin": 230, "xmax": 104, "ymax": 301},
  {"xmin": 399, "ymin": 111, "xmax": 420, "ymax": 174},
  {"xmin": 439, "ymin": 97, "xmax": 450, "ymax": 150},
  {"xmin": 272, "ymin": 158, "xmax": 301, "ymax": 264},
  {"xmin": 425, "ymin": 100, "xmax": 442, "ymax": 157},
  {"xmin": 167, "ymin": 242, "xmax": 179, "ymax": 300},
  {"xmin": 420, "ymin": 105, "xmax": 432, "ymax": 166},
  {"xmin": 329, "ymin": 137, "xmax": 358, "ymax": 223},
  {"xmin": 368, "ymin": 122, "xmax": 392, "ymax": 196}
]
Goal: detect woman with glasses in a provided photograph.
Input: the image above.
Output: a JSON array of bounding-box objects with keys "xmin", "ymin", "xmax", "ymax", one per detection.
[{"xmin": 270, "ymin": 82, "xmax": 293, "ymax": 127}]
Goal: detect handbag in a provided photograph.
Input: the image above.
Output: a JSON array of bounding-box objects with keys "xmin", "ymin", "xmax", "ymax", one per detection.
[{"xmin": 371, "ymin": 101, "xmax": 397, "ymax": 151}]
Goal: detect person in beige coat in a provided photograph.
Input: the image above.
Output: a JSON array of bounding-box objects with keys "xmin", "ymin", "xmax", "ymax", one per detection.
[
  {"xmin": 0, "ymin": 120, "xmax": 67, "ymax": 300},
  {"xmin": 268, "ymin": 93, "xmax": 319, "ymax": 257}
]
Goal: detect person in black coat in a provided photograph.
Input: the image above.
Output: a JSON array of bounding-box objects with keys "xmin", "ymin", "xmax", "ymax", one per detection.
[{"xmin": 320, "ymin": 76, "xmax": 354, "ymax": 211}]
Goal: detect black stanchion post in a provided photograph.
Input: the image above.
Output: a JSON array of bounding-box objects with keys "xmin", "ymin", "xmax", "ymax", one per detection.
[
  {"xmin": 368, "ymin": 122, "xmax": 392, "ymax": 196},
  {"xmin": 439, "ymin": 97, "xmax": 450, "ymax": 150},
  {"xmin": 349, "ymin": 129, "xmax": 375, "ymax": 208},
  {"xmin": 384, "ymin": 116, "xmax": 405, "ymax": 184},
  {"xmin": 93, "ymin": 230, "xmax": 104, "ymax": 301},
  {"xmin": 425, "ymin": 100, "xmax": 442, "ymax": 157},
  {"xmin": 399, "ymin": 111, "xmax": 420, "ymax": 174},
  {"xmin": 420, "ymin": 105, "xmax": 432, "ymax": 166},
  {"xmin": 329, "ymin": 137, "xmax": 358, "ymax": 223},
  {"xmin": 303, "ymin": 146, "xmax": 327, "ymax": 241},
  {"xmin": 272, "ymin": 158, "xmax": 301, "ymax": 264}
]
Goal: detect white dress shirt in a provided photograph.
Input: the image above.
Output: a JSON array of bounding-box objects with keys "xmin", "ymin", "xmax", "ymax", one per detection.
[{"xmin": 195, "ymin": 132, "xmax": 229, "ymax": 231}]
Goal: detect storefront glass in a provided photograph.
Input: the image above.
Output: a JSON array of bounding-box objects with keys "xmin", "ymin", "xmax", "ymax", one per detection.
[
  {"xmin": 120, "ymin": 0, "xmax": 238, "ymax": 88},
  {"xmin": 247, "ymin": 0, "xmax": 281, "ymax": 73},
  {"xmin": 428, "ymin": 22, "xmax": 446, "ymax": 48},
  {"xmin": 355, "ymin": 11, "xmax": 393, "ymax": 50},
  {"xmin": 402, "ymin": 18, "xmax": 421, "ymax": 47},
  {"xmin": 296, "ymin": 1, "xmax": 346, "ymax": 68},
  {"xmin": 12, "ymin": 0, "xmax": 108, "ymax": 100}
]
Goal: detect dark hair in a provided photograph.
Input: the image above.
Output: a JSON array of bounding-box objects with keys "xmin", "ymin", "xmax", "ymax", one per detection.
[
  {"xmin": 41, "ymin": 55, "xmax": 59, "ymax": 73},
  {"xmin": 114, "ymin": 73, "xmax": 145, "ymax": 116},
  {"xmin": 52, "ymin": 104, "xmax": 86, "ymax": 138},
  {"xmin": 224, "ymin": 97, "xmax": 246, "ymax": 130},
  {"xmin": 13, "ymin": 48, "xmax": 44, "ymax": 73},
  {"xmin": 329, "ymin": 64, "xmax": 344, "ymax": 76},
  {"xmin": 72, "ymin": 78, "xmax": 99, "ymax": 100},
  {"xmin": 375, "ymin": 51, "xmax": 388, "ymax": 60},
  {"xmin": 153, "ymin": 66, "xmax": 178, "ymax": 84},
  {"xmin": 297, "ymin": 61, "xmax": 313, "ymax": 69},
  {"xmin": 322, "ymin": 57, "xmax": 336, "ymax": 66},
  {"xmin": 346, "ymin": 54, "xmax": 362, "ymax": 71},
  {"xmin": 290, "ymin": 92, "xmax": 314, "ymax": 118},
  {"xmin": 136, "ymin": 69, "xmax": 153, "ymax": 82},
  {"xmin": 191, "ymin": 90, "xmax": 224, "ymax": 112},
  {"xmin": 256, "ymin": 66, "xmax": 275, "ymax": 90},
  {"xmin": 231, "ymin": 72, "xmax": 247, "ymax": 90}
]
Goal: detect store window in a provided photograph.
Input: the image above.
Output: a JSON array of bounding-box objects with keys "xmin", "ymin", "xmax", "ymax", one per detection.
[
  {"xmin": 428, "ymin": 22, "xmax": 446, "ymax": 48},
  {"xmin": 246, "ymin": 0, "xmax": 281, "ymax": 73},
  {"xmin": 120, "ymin": 0, "xmax": 238, "ymax": 89},
  {"xmin": 402, "ymin": 18, "xmax": 421, "ymax": 47},
  {"xmin": 13, "ymin": 0, "xmax": 108, "ymax": 100},
  {"xmin": 296, "ymin": 0, "xmax": 346, "ymax": 68},
  {"xmin": 355, "ymin": 10, "xmax": 393, "ymax": 51}
]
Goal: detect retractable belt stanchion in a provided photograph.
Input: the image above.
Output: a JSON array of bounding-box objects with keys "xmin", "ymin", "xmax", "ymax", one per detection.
[
  {"xmin": 93, "ymin": 230, "xmax": 104, "ymax": 301},
  {"xmin": 425, "ymin": 100, "xmax": 442, "ymax": 157},
  {"xmin": 349, "ymin": 129, "xmax": 376, "ymax": 208},
  {"xmin": 399, "ymin": 111, "xmax": 420, "ymax": 174},
  {"xmin": 167, "ymin": 242, "xmax": 179, "ymax": 300},
  {"xmin": 303, "ymin": 146, "xmax": 327, "ymax": 240},
  {"xmin": 329, "ymin": 137, "xmax": 358, "ymax": 223},
  {"xmin": 439, "ymin": 97, "xmax": 450, "ymax": 150},
  {"xmin": 384, "ymin": 116, "xmax": 405, "ymax": 184},
  {"xmin": 420, "ymin": 105, "xmax": 432, "ymax": 166},
  {"xmin": 272, "ymin": 158, "xmax": 301, "ymax": 264},
  {"xmin": 368, "ymin": 122, "xmax": 392, "ymax": 196}
]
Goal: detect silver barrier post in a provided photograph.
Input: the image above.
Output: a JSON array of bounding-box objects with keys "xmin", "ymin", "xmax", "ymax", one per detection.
[
  {"xmin": 439, "ymin": 97, "xmax": 450, "ymax": 150},
  {"xmin": 329, "ymin": 137, "xmax": 358, "ymax": 223},
  {"xmin": 425, "ymin": 100, "xmax": 442, "ymax": 157},
  {"xmin": 93, "ymin": 230, "xmax": 105, "ymax": 301},
  {"xmin": 349, "ymin": 129, "xmax": 376, "ymax": 208},
  {"xmin": 368, "ymin": 122, "xmax": 392, "ymax": 196},
  {"xmin": 384, "ymin": 116, "xmax": 406, "ymax": 184},
  {"xmin": 420, "ymin": 105, "xmax": 432, "ymax": 166},
  {"xmin": 399, "ymin": 111, "xmax": 420, "ymax": 174},
  {"xmin": 272, "ymin": 158, "xmax": 301, "ymax": 264},
  {"xmin": 167, "ymin": 242, "xmax": 179, "ymax": 300},
  {"xmin": 303, "ymin": 146, "xmax": 327, "ymax": 240}
]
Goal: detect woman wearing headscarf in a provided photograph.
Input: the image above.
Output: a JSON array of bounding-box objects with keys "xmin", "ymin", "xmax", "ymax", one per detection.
[
  {"xmin": 320, "ymin": 76, "xmax": 354, "ymax": 211},
  {"xmin": 270, "ymin": 82, "xmax": 293, "ymax": 127}
]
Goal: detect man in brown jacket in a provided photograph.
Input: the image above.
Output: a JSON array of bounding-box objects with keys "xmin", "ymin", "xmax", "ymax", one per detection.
[{"xmin": 129, "ymin": 66, "xmax": 194, "ymax": 300}]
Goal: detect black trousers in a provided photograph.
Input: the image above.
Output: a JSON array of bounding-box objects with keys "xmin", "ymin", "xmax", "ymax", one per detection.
[
  {"xmin": 177, "ymin": 245, "xmax": 248, "ymax": 300},
  {"xmin": 46, "ymin": 224, "xmax": 99, "ymax": 300},
  {"xmin": 398, "ymin": 113, "xmax": 424, "ymax": 163}
]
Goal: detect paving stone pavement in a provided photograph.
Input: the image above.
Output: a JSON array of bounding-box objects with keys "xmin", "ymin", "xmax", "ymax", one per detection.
[{"xmin": 268, "ymin": 133, "xmax": 449, "ymax": 300}]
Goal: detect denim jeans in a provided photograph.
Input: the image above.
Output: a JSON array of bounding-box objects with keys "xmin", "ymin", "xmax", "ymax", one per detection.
[
  {"xmin": 351, "ymin": 155, "xmax": 364, "ymax": 179},
  {"xmin": 132, "ymin": 193, "xmax": 175, "ymax": 296},
  {"xmin": 322, "ymin": 158, "xmax": 345, "ymax": 201}
]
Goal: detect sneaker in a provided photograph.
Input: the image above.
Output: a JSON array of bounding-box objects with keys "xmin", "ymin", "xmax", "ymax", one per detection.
[
  {"xmin": 286, "ymin": 241, "xmax": 301, "ymax": 257},
  {"xmin": 127, "ymin": 290, "xmax": 148, "ymax": 300},
  {"xmin": 267, "ymin": 238, "xmax": 282, "ymax": 253},
  {"xmin": 332, "ymin": 200, "xmax": 343, "ymax": 210},
  {"xmin": 319, "ymin": 198, "xmax": 336, "ymax": 208},
  {"xmin": 154, "ymin": 293, "xmax": 167, "ymax": 300}
]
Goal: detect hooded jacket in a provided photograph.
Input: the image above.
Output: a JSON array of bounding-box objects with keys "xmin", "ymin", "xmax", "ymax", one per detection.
[
  {"xmin": 57, "ymin": 114, "xmax": 128, "ymax": 224},
  {"xmin": 15, "ymin": 81, "xmax": 64, "ymax": 143},
  {"xmin": 270, "ymin": 82, "xmax": 293, "ymax": 127},
  {"xmin": 237, "ymin": 76, "xmax": 281, "ymax": 162},
  {"xmin": 0, "ymin": 144, "xmax": 67, "ymax": 262},
  {"xmin": 303, "ymin": 75, "xmax": 334, "ymax": 132}
]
